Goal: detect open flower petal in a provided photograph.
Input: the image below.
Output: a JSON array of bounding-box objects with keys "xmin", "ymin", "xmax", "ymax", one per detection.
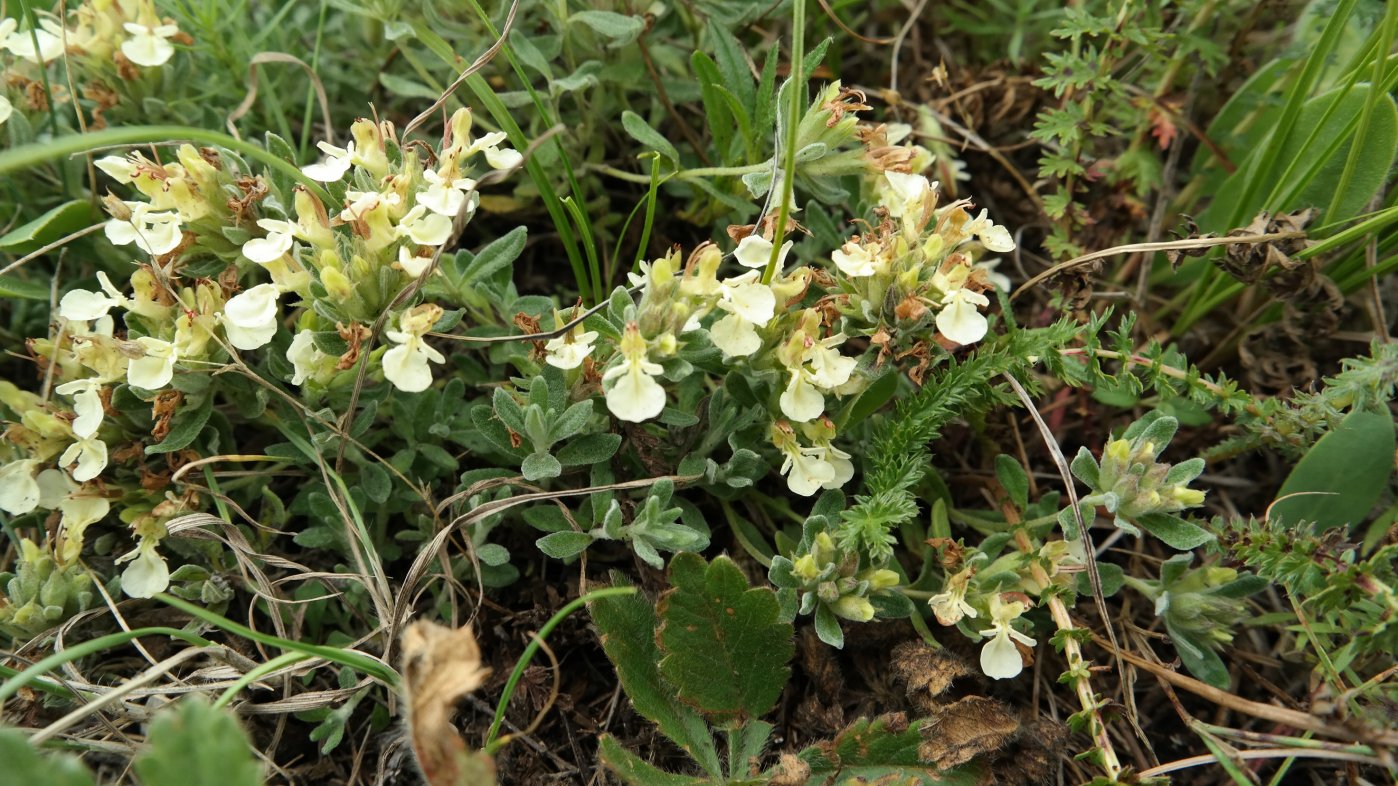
[
  {"xmin": 55, "ymin": 379, "xmax": 105, "ymax": 438},
  {"xmin": 0, "ymin": 459, "xmax": 42, "ymax": 515},
  {"xmin": 117, "ymin": 540, "xmax": 170, "ymax": 598},
  {"xmin": 779, "ymin": 371, "xmax": 826, "ymax": 423},
  {"xmin": 935, "ymin": 289, "xmax": 990, "ymax": 345},
  {"xmin": 60, "ymin": 436, "xmax": 109, "ymax": 482},
  {"xmin": 979, "ymin": 628, "xmax": 1024, "ymax": 680},
  {"xmin": 710, "ymin": 312, "xmax": 761, "ymax": 358},
  {"xmin": 127, "ymin": 337, "xmax": 177, "ymax": 390}
]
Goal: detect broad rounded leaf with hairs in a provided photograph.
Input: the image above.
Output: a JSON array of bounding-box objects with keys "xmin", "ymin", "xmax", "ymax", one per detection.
[{"xmin": 656, "ymin": 553, "xmax": 793, "ymax": 728}]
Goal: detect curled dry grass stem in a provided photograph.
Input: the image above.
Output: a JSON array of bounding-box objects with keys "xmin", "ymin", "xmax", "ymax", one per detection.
[
  {"xmin": 1009, "ymin": 231, "xmax": 1307, "ymax": 301},
  {"xmin": 225, "ymin": 52, "xmax": 335, "ymax": 145},
  {"xmin": 30, "ymin": 645, "xmax": 224, "ymax": 744},
  {"xmin": 1095, "ymin": 633, "xmax": 1398, "ymax": 749}
]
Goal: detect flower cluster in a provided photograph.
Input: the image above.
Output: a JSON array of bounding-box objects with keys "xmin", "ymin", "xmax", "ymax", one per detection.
[
  {"xmin": 769, "ymin": 509, "xmax": 908, "ymax": 647},
  {"xmin": 0, "ymin": 106, "xmax": 519, "ymax": 599},
  {"xmin": 0, "ymin": 0, "xmax": 184, "ymax": 128}
]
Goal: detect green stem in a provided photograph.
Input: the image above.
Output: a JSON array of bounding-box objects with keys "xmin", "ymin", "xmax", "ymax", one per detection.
[
  {"xmin": 631, "ymin": 153, "xmax": 662, "ymax": 274},
  {"xmin": 0, "ymin": 627, "xmax": 214, "ymax": 704},
  {"xmin": 482, "ymin": 586, "xmax": 637, "ymax": 752},
  {"xmin": 156, "ymin": 593, "xmax": 400, "ymax": 686},
  {"xmin": 762, "ymin": 0, "xmax": 806, "ymax": 286}
]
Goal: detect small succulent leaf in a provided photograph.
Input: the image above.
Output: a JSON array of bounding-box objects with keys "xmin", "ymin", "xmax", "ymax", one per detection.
[{"xmin": 656, "ymin": 554, "xmax": 794, "ymax": 727}]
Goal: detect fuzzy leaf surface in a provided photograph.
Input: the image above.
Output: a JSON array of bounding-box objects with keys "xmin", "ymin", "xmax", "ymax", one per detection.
[
  {"xmin": 132, "ymin": 696, "xmax": 262, "ymax": 786},
  {"xmin": 656, "ymin": 553, "xmax": 793, "ymax": 728}
]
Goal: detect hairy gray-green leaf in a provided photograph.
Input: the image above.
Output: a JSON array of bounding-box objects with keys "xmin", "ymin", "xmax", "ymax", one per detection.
[{"xmin": 536, "ymin": 530, "xmax": 593, "ymax": 559}]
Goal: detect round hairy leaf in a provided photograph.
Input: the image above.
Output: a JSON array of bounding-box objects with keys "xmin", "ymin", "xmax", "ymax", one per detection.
[{"xmin": 656, "ymin": 553, "xmax": 793, "ymax": 728}]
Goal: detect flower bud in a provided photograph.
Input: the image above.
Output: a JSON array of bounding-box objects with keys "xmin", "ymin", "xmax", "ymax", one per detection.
[
  {"xmin": 832, "ymin": 595, "xmax": 875, "ymax": 622},
  {"xmin": 321, "ymin": 266, "xmax": 354, "ymax": 302}
]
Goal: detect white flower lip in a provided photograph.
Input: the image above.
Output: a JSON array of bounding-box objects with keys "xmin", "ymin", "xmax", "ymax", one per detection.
[
  {"xmin": 127, "ymin": 337, "xmax": 177, "ymax": 390},
  {"xmin": 544, "ymin": 330, "xmax": 598, "ymax": 370},
  {"xmin": 2, "ymin": 18, "xmax": 64, "ymax": 63},
  {"xmin": 105, "ymin": 203, "xmax": 184, "ymax": 256},
  {"xmin": 383, "ymin": 327, "xmax": 446, "ymax": 392},
  {"xmin": 60, "ymin": 435, "xmax": 109, "ymax": 483},
  {"xmin": 221, "ymin": 284, "xmax": 281, "ymax": 350},
  {"xmin": 603, "ymin": 326, "xmax": 666, "ymax": 422},
  {"xmin": 55, "ymin": 379, "xmax": 105, "ymax": 439},
  {"xmin": 303, "ymin": 141, "xmax": 355, "ymax": 182},
  {"xmin": 287, "ymin": 330, "xmax": 327, "ymax": 386},
  {"xmin": 117, "ymin": 539, "xmax": 170, "ymax": 598},
  {"xmin": 935, "ymin": 288, "xmax": 991, "ymax": 346},
  {"xmin": 399, "ymin": 205, "xmax": 454, "ymax": 246},
  {"xmin": 734, "ymin": 235, "xmax": 793, "ymax": 270},
  {"xmin": 59, "ymin": 272, "xmax": 128, "ymax": 322},
  {"xmin": 120, "ymin": 21, "xmax": 179, "ymax": 67},
  {"xmin": 242, "ymin": 219, "xmax": 297, "ymax": 264},
  {"xmin": 0, "ymin": 459, "xmax": 42, "ymax": 515}
]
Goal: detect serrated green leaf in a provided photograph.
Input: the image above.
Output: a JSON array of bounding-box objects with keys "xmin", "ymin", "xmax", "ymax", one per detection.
[
  {"xmin": 590, "ymin": 582, "xmax": 722, "ymax": 776},
  {"xmin": 133, "ymin": 696, "xmax": 262, "ymax": 786},
  {"xmin": 1272, "ymin": 409, "xmax": 1396, "ymax": 531},
  {"xmin": 656, "ymin": 554, "xmax": 793, "ymax": 727}
]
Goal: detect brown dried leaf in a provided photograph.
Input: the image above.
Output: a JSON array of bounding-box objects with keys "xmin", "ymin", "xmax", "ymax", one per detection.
[
  {"xmin": 401, "ymin": 620, "xmax": 495, "ymax": 786},
  {"xmin": 889, "ymin": 642, "xmax": 972, "ymax": 713},
  {"xmin": 917, "ymin": 695, "xmax": 1021, "ymax": 769},
  {"xmin": 1218, "ymin": 209, "xmax": 1316, "ymax": 284}
]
